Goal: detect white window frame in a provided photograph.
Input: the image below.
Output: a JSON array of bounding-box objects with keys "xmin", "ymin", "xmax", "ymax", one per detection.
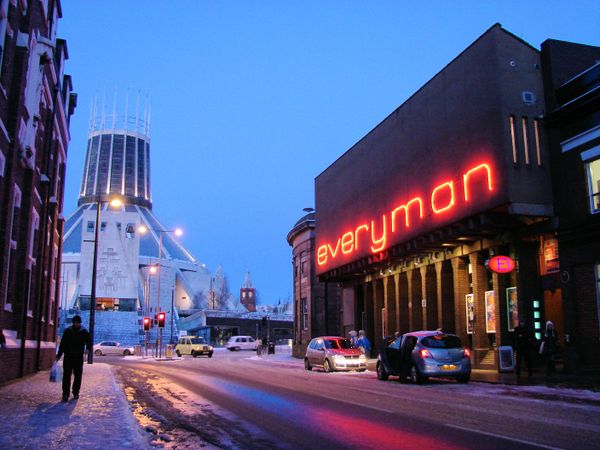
[
  {"xmin": 584, "ymin": 155, "xmax": 600, "ymax": 214},
  {"xmin": 4, "ymin": 184, "xmax": 21, "ymax": 310}
]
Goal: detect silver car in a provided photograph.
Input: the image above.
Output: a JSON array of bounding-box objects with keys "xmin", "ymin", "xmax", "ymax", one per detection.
[
  {"xmin": 304, "ymin": 336, "xmax": 367, "ymax": 372},
  {"xmin": 377, "ymin": 331, "xmax": 471, "ymax": 383}
]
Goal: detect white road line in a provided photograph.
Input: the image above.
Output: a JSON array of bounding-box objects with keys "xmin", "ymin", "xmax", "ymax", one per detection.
[{"xmin": 445, "ymin": 424, "xmax": 564, "ymax": 450}]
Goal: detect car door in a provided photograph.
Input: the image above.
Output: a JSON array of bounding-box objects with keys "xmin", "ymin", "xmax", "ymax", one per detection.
[
  {"xmin": 387, "ymin": 337, "xmax": 403, "ymax": 373},
  {"xmin": 314, "ymin": 340, "xmax": 325, "ymax": 366},
  {"xmin": 400, "ymin": 336, "xmax": 418, "ymax": 373},
  {"xmin": 247, "ymin": 337, "xmax": 256, "ymax": 350}
]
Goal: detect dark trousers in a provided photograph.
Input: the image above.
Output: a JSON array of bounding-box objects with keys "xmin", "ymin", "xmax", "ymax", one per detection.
[
  {"xmin": 62, "ymin": 357, "xmax": 84, "ymax": 398},
  {"xmin": 515, "ymin": 347, "xmax": 532, "ymax": 378}
]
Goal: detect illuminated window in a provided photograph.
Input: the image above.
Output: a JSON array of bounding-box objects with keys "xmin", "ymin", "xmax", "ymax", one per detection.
[
  {"xmin": 534, "ymin": 119, "xmax": 542, "ymax": 166},
  {"xmin": 522, "ymin": 117, "xmax": 530, "ymax": 165},
  {"xmin": 586, "ymin": 157, "xmax": 600, "ymax": 214},
  {"xmin": 509, "ymin": 115, "xmax": 518, "ymax": 163}
]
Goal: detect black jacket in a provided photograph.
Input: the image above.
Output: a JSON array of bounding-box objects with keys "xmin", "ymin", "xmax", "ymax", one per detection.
[{"xmin": 57, "ymin": 326, "xmax": 91, "ymax": 360}]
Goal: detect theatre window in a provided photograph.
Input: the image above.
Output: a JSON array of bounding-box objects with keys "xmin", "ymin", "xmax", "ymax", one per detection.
[{"xmin": 586, "ymin": 156, "xmax": 600, "ymax": 213}]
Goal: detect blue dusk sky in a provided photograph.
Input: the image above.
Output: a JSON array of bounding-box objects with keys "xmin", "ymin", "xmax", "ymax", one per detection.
[{"xmin": 59, "ymin": 1, "xmax": 600, "ymax": 305}]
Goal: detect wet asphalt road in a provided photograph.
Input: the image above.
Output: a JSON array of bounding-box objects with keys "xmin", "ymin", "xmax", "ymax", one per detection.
[{"xmin": 105, "ymin": 349, "xmax": 600, "ymax": 450}]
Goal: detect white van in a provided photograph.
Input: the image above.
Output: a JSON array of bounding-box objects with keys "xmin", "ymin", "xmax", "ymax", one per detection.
[{"xmin": 226, "ymin": 336, "xmax": 258, "ymax": 351}]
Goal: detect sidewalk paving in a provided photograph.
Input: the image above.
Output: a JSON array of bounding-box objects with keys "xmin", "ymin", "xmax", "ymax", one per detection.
[{"xmin": 0, "ymin": 362, "xmax": 149, "ymax": 450}]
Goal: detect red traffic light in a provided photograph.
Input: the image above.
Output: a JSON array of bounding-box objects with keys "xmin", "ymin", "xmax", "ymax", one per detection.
[
  {"xmin": 143, "ymin": 317, "xmax": 151, "ymax": 331},
  {"xmin": 157, "ymin": 312, "xmax": 166, "ymax": 328}
]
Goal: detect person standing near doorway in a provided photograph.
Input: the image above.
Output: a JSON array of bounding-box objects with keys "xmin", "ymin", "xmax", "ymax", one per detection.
[
  {"xmin": 357, "ymin": 330, "xmax": 371, "ymax": 359},
  {"xmin": 56, "ymin": 315, "xmax": 91, "ymax": 402},
  {"xmin": 541, "ymin": 321, "xmax": 559, "ymax": 376},
  {"xmin": 513, "ymin": 321, "xmax": 534, "ymax": 380}
]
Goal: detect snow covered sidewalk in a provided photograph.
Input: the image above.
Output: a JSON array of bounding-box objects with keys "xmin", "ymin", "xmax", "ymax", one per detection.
[{"xmin": 0, "ymin": 362, "xmax": 148, "ymax": 449}]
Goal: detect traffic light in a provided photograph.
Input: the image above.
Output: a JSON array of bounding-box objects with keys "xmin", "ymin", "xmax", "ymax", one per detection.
[
  {"xmin": 157, "ymin": 312, "xmax": 166, "ymax": 328},
  {"xmin": 143, "ymin": 317, "xmax": 151, "ymax": 331}
]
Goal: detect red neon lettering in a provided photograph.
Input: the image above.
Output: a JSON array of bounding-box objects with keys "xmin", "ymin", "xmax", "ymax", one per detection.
[
  {"xmin": 317, "ymin": 162, "xmax": 496, "ymax": 270},
  {"xmin": 431, "ymin": 181, "xmax": 455, "ymax": 214},
  {"xmin": 354, "ymin": 224, "xmax": 369, "ymax": 251},
  {"xmin": 391, "ymin": 197, "xmax": 423, "ymax": 231},
  {"xmin": 317, "ymin": 245, "xmax": 328, "ymax": 266},
  {"xmin": 341, "ymin": 231, "xmax": 354, "ymax": 255},
  {"xmin": 370, "ymin": 214, "xmax": 387, "ymax": 253},
  {"xmin": 463, "ymin": 163, "xmax": 493, "ymax": 202},
  {"xmin": 327, "ymin": 239, "xmax": 342, "ymax": 259}
]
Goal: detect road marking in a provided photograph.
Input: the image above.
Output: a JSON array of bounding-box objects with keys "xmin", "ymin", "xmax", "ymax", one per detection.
[{"xmin": 445, "ymin": 424, "xmax": 564, "ymax": 450}]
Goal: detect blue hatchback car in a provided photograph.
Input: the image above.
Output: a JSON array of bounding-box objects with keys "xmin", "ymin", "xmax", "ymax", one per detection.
[{"xmin": 377, "ymin": 331, "xmax": 472, "ymax": 384}]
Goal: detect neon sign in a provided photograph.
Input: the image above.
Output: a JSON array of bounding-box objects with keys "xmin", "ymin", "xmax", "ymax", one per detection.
[
  {"xmin": 317, "ymin": 163, "xmax": 494, "ymax": 268},
  {"xmin": 487, "ymin": 255, "xmax": 515, "ymax": 274}
]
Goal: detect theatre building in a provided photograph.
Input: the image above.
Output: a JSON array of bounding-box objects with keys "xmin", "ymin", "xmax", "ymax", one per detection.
[{"xmin": 314, "ymin": 24, "xmax": 560, "ymax": 369}]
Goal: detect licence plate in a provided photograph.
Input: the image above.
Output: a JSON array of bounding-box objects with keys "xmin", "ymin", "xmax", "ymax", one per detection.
[{"xmin": 441, "ymin": 364, "xmax": 457, "ymax": 371}]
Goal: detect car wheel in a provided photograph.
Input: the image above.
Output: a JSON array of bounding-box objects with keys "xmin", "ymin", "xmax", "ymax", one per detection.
[
  {"xmin": 234, "ymin": 346, "xmax": 241, "ymax": 352},
  {"xmin": 208, "ymin": 352, "xmax": 213, "ymax": 358},
  {"xmin": 304, "ymin": 358, "xmax": 312, "ymax": 371},
  {"xmin": 123, "ymin": 350, "xmax": 131, "ymax": 356},
  {"xmin": 410, "ymin": 364, "xmax": 427, "ymax": 384},
  {"xmin": 176, "ymin": 350, "xmax": 181, "ymax": 357},
  {"xmin": 457, "ymin": 374, "xmax": 470, "ymax": 383},
  {"xmin": 192, "ymin": 351, "xmax": 197, "ymax": 358},
  {"xmin": 323, "ymin": 359, "xmax": 332, "ymax": 373},
  {"xmin": 94, "ymin": 349, "xmax": 102, "ymax": 356},
  {"xmin": 376, "ymin": 362, "xmax": 389, "ymax": 381}
]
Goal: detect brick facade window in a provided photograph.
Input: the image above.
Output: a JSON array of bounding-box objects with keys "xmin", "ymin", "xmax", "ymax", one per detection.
[
  {"xmin": 301, "ymin": 297, "xmax": 308, "ymax": 330},
  {"xmin": 586, "ymin": 157, "xmax": 600, "ymax": 213}
]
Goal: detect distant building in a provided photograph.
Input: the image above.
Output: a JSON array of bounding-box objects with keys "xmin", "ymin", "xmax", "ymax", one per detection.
[
  {"xmin": 240, "ymin": 271, "xmax": 256, "ymax": 312},
  {"xmin": 0, "ymin": 0, "xmax": 77, "ymax": 383},
  {"xmin": 59, "ymin": 95, "xmax": 240, "ymax": 346},
  {"xmin": 287, "ymin": 212, "xmax": 340, "ymax": 358},
  {"xmin": 542, "ymin": 40, "xmax": 600, "ymax": 369}
]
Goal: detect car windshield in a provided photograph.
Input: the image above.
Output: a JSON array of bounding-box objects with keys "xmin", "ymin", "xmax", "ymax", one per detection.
[
  {"xmin": 190, "ymin": 338, "xmax": 205, "ymax": 344},
  {"xmin": 324, "ymin": 339, "xmax": 352, "ymax": 349},
  {"xmin": 421, "ymin": 335, "xmax": 463, "ymax": 349}
]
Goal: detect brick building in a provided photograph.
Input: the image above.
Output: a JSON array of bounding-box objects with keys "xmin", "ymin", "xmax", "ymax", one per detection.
[
  {"xmin": 310, "ymin": 24, "xmax": 566, "ymax": 370},
  {"xmin": 542, "ymin": 40, "xmax": 600, "ymax": 369},
  {"xmin": 0, "ymin": 0, "xmax": 76, "ymax": 383},
  {"xmin": 240, "ymin": 271, "xmax": 257, "ymax": 312},
  {"xmin": 287, "ymin": 211, "xmax": 340, "ymax": 357}
]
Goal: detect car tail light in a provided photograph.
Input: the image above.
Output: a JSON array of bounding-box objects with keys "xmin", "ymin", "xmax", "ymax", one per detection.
[
  {"xmin": 419, "ymin": 349, "xmax": 432, "ymax": 359},
  {"xmin": 464, "ymin": 348, "xmax": 471, "ymax": 357}
]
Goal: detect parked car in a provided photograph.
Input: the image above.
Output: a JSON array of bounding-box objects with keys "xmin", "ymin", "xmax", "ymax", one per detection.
[
  {"xmin": 377, "ymin": 331, "xmax": 471, "ymax": 384},
  {"xmin": 175, "ymin": 336, "xmax": 213, "ymax": 357},
  {"xmin": 226, "ymin": 336, "xmax": 258, "ymax": 351},
  {"xmin": 93, "ymin": 341, "xmax": 135, "ymax": 356},
  {"xmin": 304, "ymin": 336, "xmax": 367, "ymax": 372}
]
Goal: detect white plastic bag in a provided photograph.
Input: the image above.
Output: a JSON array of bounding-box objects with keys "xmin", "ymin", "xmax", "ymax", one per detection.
[{"xmin": 49, "ymin": 362, "xmax": 62, "ymax": 382}]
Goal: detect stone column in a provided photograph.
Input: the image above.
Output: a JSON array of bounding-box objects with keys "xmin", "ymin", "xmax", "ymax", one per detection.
[
  {"xmin": 421, "ymin": 265, "xmax": 437, "ymax": 330},
  {"xmin": 451, "ymin": 257, "xmax": 469, "ymax": 348}
]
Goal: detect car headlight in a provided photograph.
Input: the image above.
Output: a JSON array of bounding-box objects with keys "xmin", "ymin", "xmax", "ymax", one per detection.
[
  {"xmin": 333, "ymin": 354, "xmax": 345, "ymax": 359},
  {"xmin": 359, "ymin": 354, "xmax": 367, "ymax": 360}
]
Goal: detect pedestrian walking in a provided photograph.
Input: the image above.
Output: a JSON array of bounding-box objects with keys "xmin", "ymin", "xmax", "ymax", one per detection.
[
  {"xmin": 357, "ymin": 330, "xmax": 371, "ymax": 359},
  {"xmin": 56, "ymin": 315, "xmax": 91, "ymax": 402},
  {"xmin": 0, "ymin": 329, "xmax": 6, "ymax": 350},
  {"xmin": 540, "ymin": 321, "xmax": 559, "ymax": 376},
  {"xmin": 513, "ymin": 321, "xmax": 533, "ymax": 379}
]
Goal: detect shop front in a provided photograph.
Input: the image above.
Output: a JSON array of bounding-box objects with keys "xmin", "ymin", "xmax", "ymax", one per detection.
[{"xmin": 315, "ymin": 25, "xmax": 557, "ymax": 369}]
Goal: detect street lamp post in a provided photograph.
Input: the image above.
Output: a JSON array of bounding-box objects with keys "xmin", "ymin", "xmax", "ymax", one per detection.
[
  {"xmin": 138, "ymin": 224, "xmax": 183, "ymax": 358},
  {"xmin": 88, "ymin": 196, "xmax": 122, "ymax": 364}
]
